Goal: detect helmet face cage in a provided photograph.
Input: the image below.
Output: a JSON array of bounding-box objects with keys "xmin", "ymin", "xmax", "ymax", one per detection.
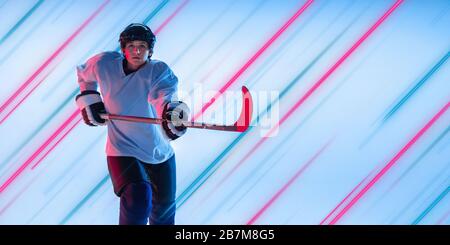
[{"xmin": 119, "ymin": 23, "xmax": 156, "ymax": 51}]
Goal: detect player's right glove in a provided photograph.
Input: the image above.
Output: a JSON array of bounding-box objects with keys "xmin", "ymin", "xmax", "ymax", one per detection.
[
  {"xmin": 75, "ymin": 90, "xmax": 107, "ymax": 126},
  {"xmin": 161, "ymin": 101, "xmax": 190, "ymax": 140}
]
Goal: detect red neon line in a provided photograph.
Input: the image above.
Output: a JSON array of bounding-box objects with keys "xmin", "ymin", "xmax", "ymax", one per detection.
[
  {"xmin": 154, "ymin": 0, "xmax": 190, "ymax": 35},
  {"xmin": 0, "ymin": 68, "xmax": 54, "ymax": 124},
  {"xmin": 319, "ymin": 169, "xmax": 376, "ymax": 225},
  {"xmin": 0, "ymin": 3, "xmax": 187, "ymax": 195},
  {"xmin": 247, "ymin": 141, "xmax": 331, "ymax": 225},
  {"xmin": 276, "ymin": 0, "xmax": 404, "ymax": 134},
  {"xmin": 0, "ymin": 170, "xmax": 42, "ymax": 216},
  {"xmin": 224, "ymin": 0, "xmax": 404, "ymax": 186},
  {"xmin": 328, "ymin": 101, "xmax": 450, "ymax": 225},
  {"xmin": 31, "ymin": 118, "xmax": 82, "ymax": 170},
  {"xmin": 0, "ymin": 111, "xmax": 79, "ymax": 194},
  {"xmin": 192, "ymin": 0, "xmax": 314, "ymax": 121},
  {"xmin": 0, "ymin": 0, "xmax": 110, "ymax": 124}
]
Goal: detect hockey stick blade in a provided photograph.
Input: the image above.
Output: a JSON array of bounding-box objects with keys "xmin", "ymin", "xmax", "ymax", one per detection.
[{"xmin": 100, "ymin": 86, "xmax": 253, "ymax": 132}]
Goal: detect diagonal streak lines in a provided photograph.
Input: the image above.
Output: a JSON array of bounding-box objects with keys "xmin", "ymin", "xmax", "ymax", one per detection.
[
  {"xmin": 327, "ymin": 101, "xmax": 450, "ymax": 224},
  {"xmin": 192, "ymin": 0, "xmax": 315, "ymax": 121},
  {"xmin": 233, "ymin": 0, "xmax": 405, "ymax": 186},
  {"xmin": 0, "ymin": 0, "xmax": 111, "ymax": 124}
]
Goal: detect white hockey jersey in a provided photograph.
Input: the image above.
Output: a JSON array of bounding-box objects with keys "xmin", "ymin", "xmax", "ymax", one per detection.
[{"xmin": 77, "ymin": 51, "xmax": 178, "ymax": 164}]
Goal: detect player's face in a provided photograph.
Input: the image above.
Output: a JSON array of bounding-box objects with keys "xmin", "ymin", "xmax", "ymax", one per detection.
[{"xmin": 123, "ymin": 40, "xmax": 151, "ymax": 68}]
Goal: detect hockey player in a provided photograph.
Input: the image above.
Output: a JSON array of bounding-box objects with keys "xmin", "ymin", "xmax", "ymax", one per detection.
[{"xmin": 75, "ymin": 23, "xmax": 189, "ymax": 225}]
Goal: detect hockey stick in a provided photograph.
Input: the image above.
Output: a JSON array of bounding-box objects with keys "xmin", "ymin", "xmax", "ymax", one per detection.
[{"xmin": 100, "ymin": 86, "xmax": 253, "ymax": 132}]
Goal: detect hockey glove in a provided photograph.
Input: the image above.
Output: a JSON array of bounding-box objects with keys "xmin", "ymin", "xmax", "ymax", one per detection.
[
  {"xmin": 162, "ymin": 101, "xmax": 190, "ymax": 140},
  {"xmin": 75, "ymin": 90, "xmax": 107, "ymax": 126}
]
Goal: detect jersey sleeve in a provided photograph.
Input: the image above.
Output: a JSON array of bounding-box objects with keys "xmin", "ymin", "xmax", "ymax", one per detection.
[
  {"xmin": 76, "ymin": 55, "xmax": 101, "ymax": 92},
  {"xmin": 148, "ymin": 62, "xmax": 179, "ymax": 118}
]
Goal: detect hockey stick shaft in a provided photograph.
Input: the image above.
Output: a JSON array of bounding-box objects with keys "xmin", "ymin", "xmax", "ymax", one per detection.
[
  {"xmin": 101, "ymin": 86, "xmax": 253, "ymax": 132},
  {"xmin": 101, "ymin": 114, "xmax": 244, "ymax": 132}
]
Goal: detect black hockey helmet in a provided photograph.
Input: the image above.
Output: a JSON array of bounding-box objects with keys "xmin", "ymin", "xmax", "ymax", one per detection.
[{"xmin": 119, "ymin": 23, "xmax": 156, "ymax": 50}]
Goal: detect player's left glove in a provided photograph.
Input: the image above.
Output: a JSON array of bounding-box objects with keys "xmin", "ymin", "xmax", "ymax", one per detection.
[{"xmin": 161, "ymin": 101, "xmax": 190, "ymax": 140}]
